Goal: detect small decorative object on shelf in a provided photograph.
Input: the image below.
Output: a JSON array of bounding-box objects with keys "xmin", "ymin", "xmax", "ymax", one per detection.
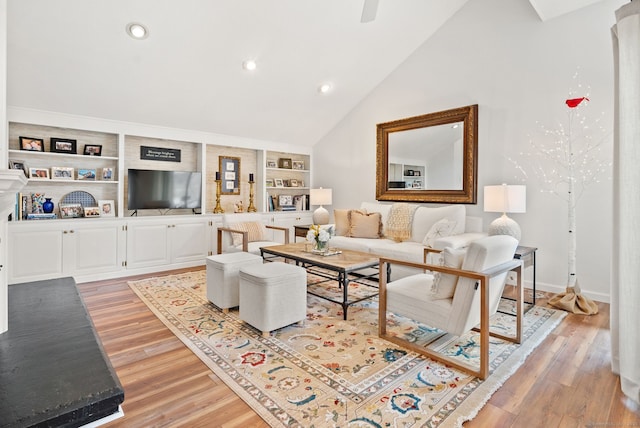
[
  {"xmin": 234, "ymin": 200, "xmax": 244, "ymax": 213},
  {"xmin": 42, "ymin": 198, "xmax": 54, "ymax": 214}
]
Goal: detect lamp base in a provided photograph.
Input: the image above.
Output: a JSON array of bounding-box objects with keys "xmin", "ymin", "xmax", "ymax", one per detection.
[
  {"xmin": 488, "ymin": 214, "xmax": 521, "ymax": 241},
  {"xmin": 312, "ymin": 206, "xmax": 329, "ymax": 225}
]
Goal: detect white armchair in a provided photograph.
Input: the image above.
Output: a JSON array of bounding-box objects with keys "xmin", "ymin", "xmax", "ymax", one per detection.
[
  {"xmin": 378, "ymin": 235, "xmax": 522, "ymax": 380},
  {"xmin": 217, "ymin": 213, "xmax": 289, "ymax": 255}
]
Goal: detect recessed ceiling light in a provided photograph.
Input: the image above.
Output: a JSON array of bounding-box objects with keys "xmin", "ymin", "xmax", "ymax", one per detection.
[
  {"xmin": 318, "ymin": 83, "xmax": 333, "ymax": 94},
  {"xmin": 126, "ymin": 22, "xmax": 149, "ymax": 40},
  {"xmin": 242, "ymin": 60, "xmax": 257, "ymax": 71}
]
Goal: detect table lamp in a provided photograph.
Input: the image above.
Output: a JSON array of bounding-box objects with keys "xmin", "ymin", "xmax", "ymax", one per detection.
[
  {"xmin": 484, "ymin": 184, "xmax": 526, "ymax": 241},
  {"xmin": 310, "ymin": 187, "xmax": 332, "ymax": 225}
]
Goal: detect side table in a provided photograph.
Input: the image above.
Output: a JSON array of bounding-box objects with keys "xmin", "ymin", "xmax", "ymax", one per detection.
[
  {"xmin": 294, "ymin": 224, "xmax": 312, "ymax": 241},
  {"xmin": 515, "ymin": 245, "xmax": 537, "ymax": 304}
]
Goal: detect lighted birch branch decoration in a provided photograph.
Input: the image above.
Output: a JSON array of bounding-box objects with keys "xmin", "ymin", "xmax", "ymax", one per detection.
[{"xmin": 509, "ymin": 80, "xmax": 610, "ymax": 315}]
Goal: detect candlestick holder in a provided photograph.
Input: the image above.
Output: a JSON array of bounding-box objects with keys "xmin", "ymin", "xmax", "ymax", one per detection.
[
  {"xmin": 247, "ymin": 179, "xmax": 257, "ymax": 212},
  {"xmin": 213, "ymin": 179, "xmax": 224, "ymax": 213}
]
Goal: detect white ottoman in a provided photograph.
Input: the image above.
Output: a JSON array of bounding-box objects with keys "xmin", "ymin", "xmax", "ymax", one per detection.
[
  {"xmin": 239, "ymin": 262, "xmax": 307, "ymax": 337},
  {"xmin": 206, "ymin": 252, "xmax": 264, "ymax": 312}
]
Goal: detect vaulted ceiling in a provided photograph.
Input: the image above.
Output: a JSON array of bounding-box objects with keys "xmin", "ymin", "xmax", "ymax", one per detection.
[{"xmin": 6, "ymin": 0, "xmax": 607, "ymax": 147}]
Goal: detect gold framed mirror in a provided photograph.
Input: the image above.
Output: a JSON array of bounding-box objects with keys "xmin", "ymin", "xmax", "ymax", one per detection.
[{"xmin": 376, "ymin": 104, "xmax": 478, "ymax": 204}]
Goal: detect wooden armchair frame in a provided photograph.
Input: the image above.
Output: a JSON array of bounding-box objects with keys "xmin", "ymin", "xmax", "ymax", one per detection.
[
  {"xmin": 217, "ymin": 224, "xmax": 290, "ymax": 254},
  {"xmin": 378, "ymin": 257, "xmax": 523, "ymax": 380}
]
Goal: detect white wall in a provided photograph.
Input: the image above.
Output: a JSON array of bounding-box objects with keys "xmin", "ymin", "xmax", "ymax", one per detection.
[
  {"xmin": 312, "ymin": 0, "xmax": 625, "ymax": 302},
  {"xmin": 1, "ymin": 0, "xmax": 8, "ymax": 334}
]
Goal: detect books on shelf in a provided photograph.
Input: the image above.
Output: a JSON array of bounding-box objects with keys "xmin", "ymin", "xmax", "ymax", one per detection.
[{"xmin": 26, "ymin": 213, "xmax": 58, "ymax": 220}]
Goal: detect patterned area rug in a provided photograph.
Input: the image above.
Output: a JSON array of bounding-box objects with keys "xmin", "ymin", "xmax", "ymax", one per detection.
[{"xmin": 128, "ymin": 270, "xmax": 565, "ymax": 427}]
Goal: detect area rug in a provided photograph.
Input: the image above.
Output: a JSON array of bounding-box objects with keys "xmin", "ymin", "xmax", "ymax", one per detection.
[{"xmin": 128, "ymin": 270, "xmax": 565, "ymax": 427}]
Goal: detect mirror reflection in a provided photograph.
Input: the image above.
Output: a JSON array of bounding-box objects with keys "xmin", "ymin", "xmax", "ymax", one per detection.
[
  {"xmin": 388, "ymin": 122, "xmax": 464, "ymax": 190},
  {"xmin": 376, "ymin": 104, "xmax": 478, "ymax": 204}
]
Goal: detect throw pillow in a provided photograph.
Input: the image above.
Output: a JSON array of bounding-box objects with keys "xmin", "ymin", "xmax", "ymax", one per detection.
[
  {"xmin": 348, "ymin": 210, "xmax": 382, "ymax": 239},
  {"xmin": 228, "ymin": 221, "xmax": 267, "ymax": 247},
  {"xmin": 334, "ymin": 209, "xmax": 350, "ymax": 236},
  {"xmin": 422, "ymin": 218, "xmax": 458, "ymax": 248},
  {"xmin": 430, "ymin": 247, "xmax": 466, "ymax": 300}
]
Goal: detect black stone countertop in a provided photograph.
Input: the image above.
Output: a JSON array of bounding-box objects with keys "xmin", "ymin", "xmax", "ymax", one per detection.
[{"xmin": 0, "ymin": 277, "xmax": 124, "ymax": 427}]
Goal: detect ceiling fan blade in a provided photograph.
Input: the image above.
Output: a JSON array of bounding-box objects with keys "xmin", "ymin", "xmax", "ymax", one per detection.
[{"xmin": 361, "ymin": 0, "xmax": 379, "ymax": 23}]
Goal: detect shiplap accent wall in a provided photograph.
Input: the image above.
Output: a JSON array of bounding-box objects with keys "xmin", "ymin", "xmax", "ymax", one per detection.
[{"xmin": 205, "ymin": 145, "xmax": 257, "ymax": 214}]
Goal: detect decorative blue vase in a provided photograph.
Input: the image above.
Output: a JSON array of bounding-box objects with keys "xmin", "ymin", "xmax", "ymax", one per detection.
[{"xmin": 42, "ymin": 198, "xmax": 54, "ymax": 214}]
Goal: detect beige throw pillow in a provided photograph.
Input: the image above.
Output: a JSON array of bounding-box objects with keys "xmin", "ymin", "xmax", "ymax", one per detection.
[
  {"xmin": 333, "ymin": 209, "xmax": 350, "ymax": 236},
  {"xmin": 228, "ymin": 221, "xmax": 267, "ymax": 247},
  {"xmin": 430, "ymin": 247, "xmax": 466, "ymax": 300},
  {"xmin": 348, "ymin": 210, "xmax": 382, "ymax": 238}
]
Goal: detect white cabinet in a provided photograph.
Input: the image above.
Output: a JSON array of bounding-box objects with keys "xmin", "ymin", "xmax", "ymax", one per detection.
[
  {"xmin": 8, "ymin": 219, "xmax": 125, "ymax": 284},
  {"xmin": 125, "ymin": 217, "xmax": 211, "ymax": 270},
  {"xmin": 266, "ymin": 211, "xmax": 313, "ymax": 242}
]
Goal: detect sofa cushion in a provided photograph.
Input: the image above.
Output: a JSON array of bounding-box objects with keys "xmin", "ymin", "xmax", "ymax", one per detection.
[
  {"xmin": 411, "ymin": 205, "xmax": 466, "ymax": 243},
  {"xmin": 430, "ymin": 247, "xmax": 466, "ymax": 300},
  {"xmin": 348, "ymin": 210, "xmax": 382, "ymax": 238},
  {"xmin": 422, "ymin": 218, "xmax": 458, "ymax": 247},
  {"xmin": 228, "ymin": 221, "xmax": 266, "ymax": 246},
  {"xmin": 333, "ymin": 209, "xmax": 350, "ymax": 236},
  {"xmin": 360, "ymin": 202, "xmax": 393, "ymax": 235}
]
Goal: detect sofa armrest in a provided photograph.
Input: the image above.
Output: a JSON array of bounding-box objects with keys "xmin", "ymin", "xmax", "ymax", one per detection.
[{"xmin": 433, "ymin": 232, "xmax": 488, "ymax": 250}]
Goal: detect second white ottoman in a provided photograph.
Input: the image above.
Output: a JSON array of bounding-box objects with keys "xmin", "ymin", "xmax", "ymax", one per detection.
[
  {"xmin": 206, "ymin": 252, "xmax": 264, "ymax": 312},
  {"xmin": 239, "ymin": 262, "xmax": 307, "ymax": 337}
]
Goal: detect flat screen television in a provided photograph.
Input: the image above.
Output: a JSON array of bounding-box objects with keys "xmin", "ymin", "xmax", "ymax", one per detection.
[{"xmin": 127, "ymin": 169, "xmax": 202, "ymax": 211}]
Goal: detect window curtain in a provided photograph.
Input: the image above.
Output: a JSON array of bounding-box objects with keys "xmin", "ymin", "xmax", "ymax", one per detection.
[{"xmin": 611, "ymin": 0, "xmax": 640, "ymax": 406}]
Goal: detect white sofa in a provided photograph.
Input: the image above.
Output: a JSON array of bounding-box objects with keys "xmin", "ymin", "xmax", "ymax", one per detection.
[{"xmin": 329, "ymin": 202, "xmax": 486, "ymax": 279}]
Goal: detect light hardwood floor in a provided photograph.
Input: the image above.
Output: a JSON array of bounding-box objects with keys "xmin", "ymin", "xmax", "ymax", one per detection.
[{"xmin": 77, "ymin": 268, "xmax": 640, "ymax": 427}]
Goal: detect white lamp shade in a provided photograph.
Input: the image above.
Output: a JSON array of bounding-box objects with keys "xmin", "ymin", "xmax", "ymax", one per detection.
[
  {"xmin": 484, "ymin": 184, "xmax": 526, "ymax": 213},
  {"xmin": 310, "ymin": 188, "xmax": 332, "ymax": 206}
]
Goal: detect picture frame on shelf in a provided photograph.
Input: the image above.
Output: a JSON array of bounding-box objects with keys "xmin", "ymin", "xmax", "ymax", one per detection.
[
  {"xmin": 414, "ymin": 170, "xmax": 421, "ymax": 176},
  {"xmin": 278, "ymin": 158, "xmax": 292, "ymax": 169},
  {"xmin": 19, "ymin": 136, "xmax": 45, "ymax": 152},
  {"xmin": 98, "ymin": 200, "xmax": 115, "ymax": 217},
  {"xmin": 266, "ymin": 160, "xmax": 277, "ymax": 168},
  {"xmin": 274, "ymin": 178, "xmax": 284, "ymax": 187},
  {"xmin": 102, "ymin": 167, "xmax": 113, "ymax": 180},
  {"xmin": 60, "ymin": 203, "xmax": 83, "ymax": 218},
  {"xmin": 289, "ymin": 179, "xmax": 298, "ymax": 187},
  {"xmin": 78, "ymin": 168, "xmax": 96, "ymax": 180},
  {"xmin": 83, "ymin": 144, "xmax": 102, "ymax": 156},
  {"xmin": 9, "ymin": 160, "xmax": 28, "ymax": 176},
  {"xmin": 292, "ymin": 160, "xmax": 305, "ymax": 170},
  {"xmin": 219, "ymin": 155, "xmax": 240, "ymax": 195},
  {"xmin": 83, "ymin": 206, "xmax": 101, "ymax": 217},
  {"xmin": 51, "ymin": 167, "xmax": 74, "ymax": 180},
  {"xmin": 265, "ymin": 178, "xmax": 274, "ymax": 187},
  {"xmin": 279, "ymin": 194, "xmax": 293, "ymax": 206},
  {"xmin": 412, "ymin": 181, "xmax": 422, "ymax": 188},
  {"xmin": 50, "ymin": 138, "xmax": 77, "ymax": 154},
  {"xmin": 28, "ymin": 167, "xmax": 49, "ymax": 179}
]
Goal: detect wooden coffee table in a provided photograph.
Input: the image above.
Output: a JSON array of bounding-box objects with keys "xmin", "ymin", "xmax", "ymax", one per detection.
[{"xmin": 260, "ymin": 243, "xmax": 387, "ymax": 320}]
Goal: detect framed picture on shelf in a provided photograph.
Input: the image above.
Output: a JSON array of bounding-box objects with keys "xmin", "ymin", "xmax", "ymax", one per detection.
[
  {"xmin": 265, "ymin": 178, "xmax": 274, "ymax": 187},
  {"xmin": 83, "ymin": 206, "xmax": 101, "ymax": 217},
  {"xmin": 219, "ymin": 156, "xmax": 240, "ymax": 195},
  {"xmin": 50, "ymin": 138, "xmax": 77, "ymax": 154},
  {"xmin": 102, "ymin": 167, "xmax": 113, "ymax": 180},
  {"xmin": 9, "ymin": 160, "xmax": 27, "ymax": 176},
  {"xmin": 412, "ymin": 181, "xmax": 422, "ymax": 188},
  {"xmin": 78, "ymin": 168, "xmax": 96, "ymax": 180},
  {"xmin": 414, "ymin": 170, "xmax": 421, "ymax": 176},
  {"xmin": 279, "ymin": 195, "xmax": 293, "ymax": 206},
  {"xmin": 289, "ymin": 179, "xmax": 298, "ymax": 187},
  {"xmin": 51, "ymin": 167, "xmax": 74, "ymax": 179},
  {"xmin": 19, "ymin": 136, "xmax": 45, "ymax": 152},
  {"xmin": 292, "ymin": 160, "xmax": 305, "ymax": 170},
  {"xmin": 83, "ymin": 144, "xmax": 102, "ymax": 156},
  {"xmin": 274, "ymin": 178, "xmax": 284, "ymax": 187},
  {"xmin": 28, "ymin": 167, "xmax": 49, "ymax": 179},
  {"xmin": 59, "ymin": 203, "xmax": 83, "ymax": 218},
  {"xmin": 266, "ymin": 160, "xmax": 277, "ymax": 168},
  {"xmin": 98, "ymin": 200, "xmax": 115, "ymax": 217},
  {"xmin": 278, "ymin": 158, "xmax": 292, "ymax": 169}
]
